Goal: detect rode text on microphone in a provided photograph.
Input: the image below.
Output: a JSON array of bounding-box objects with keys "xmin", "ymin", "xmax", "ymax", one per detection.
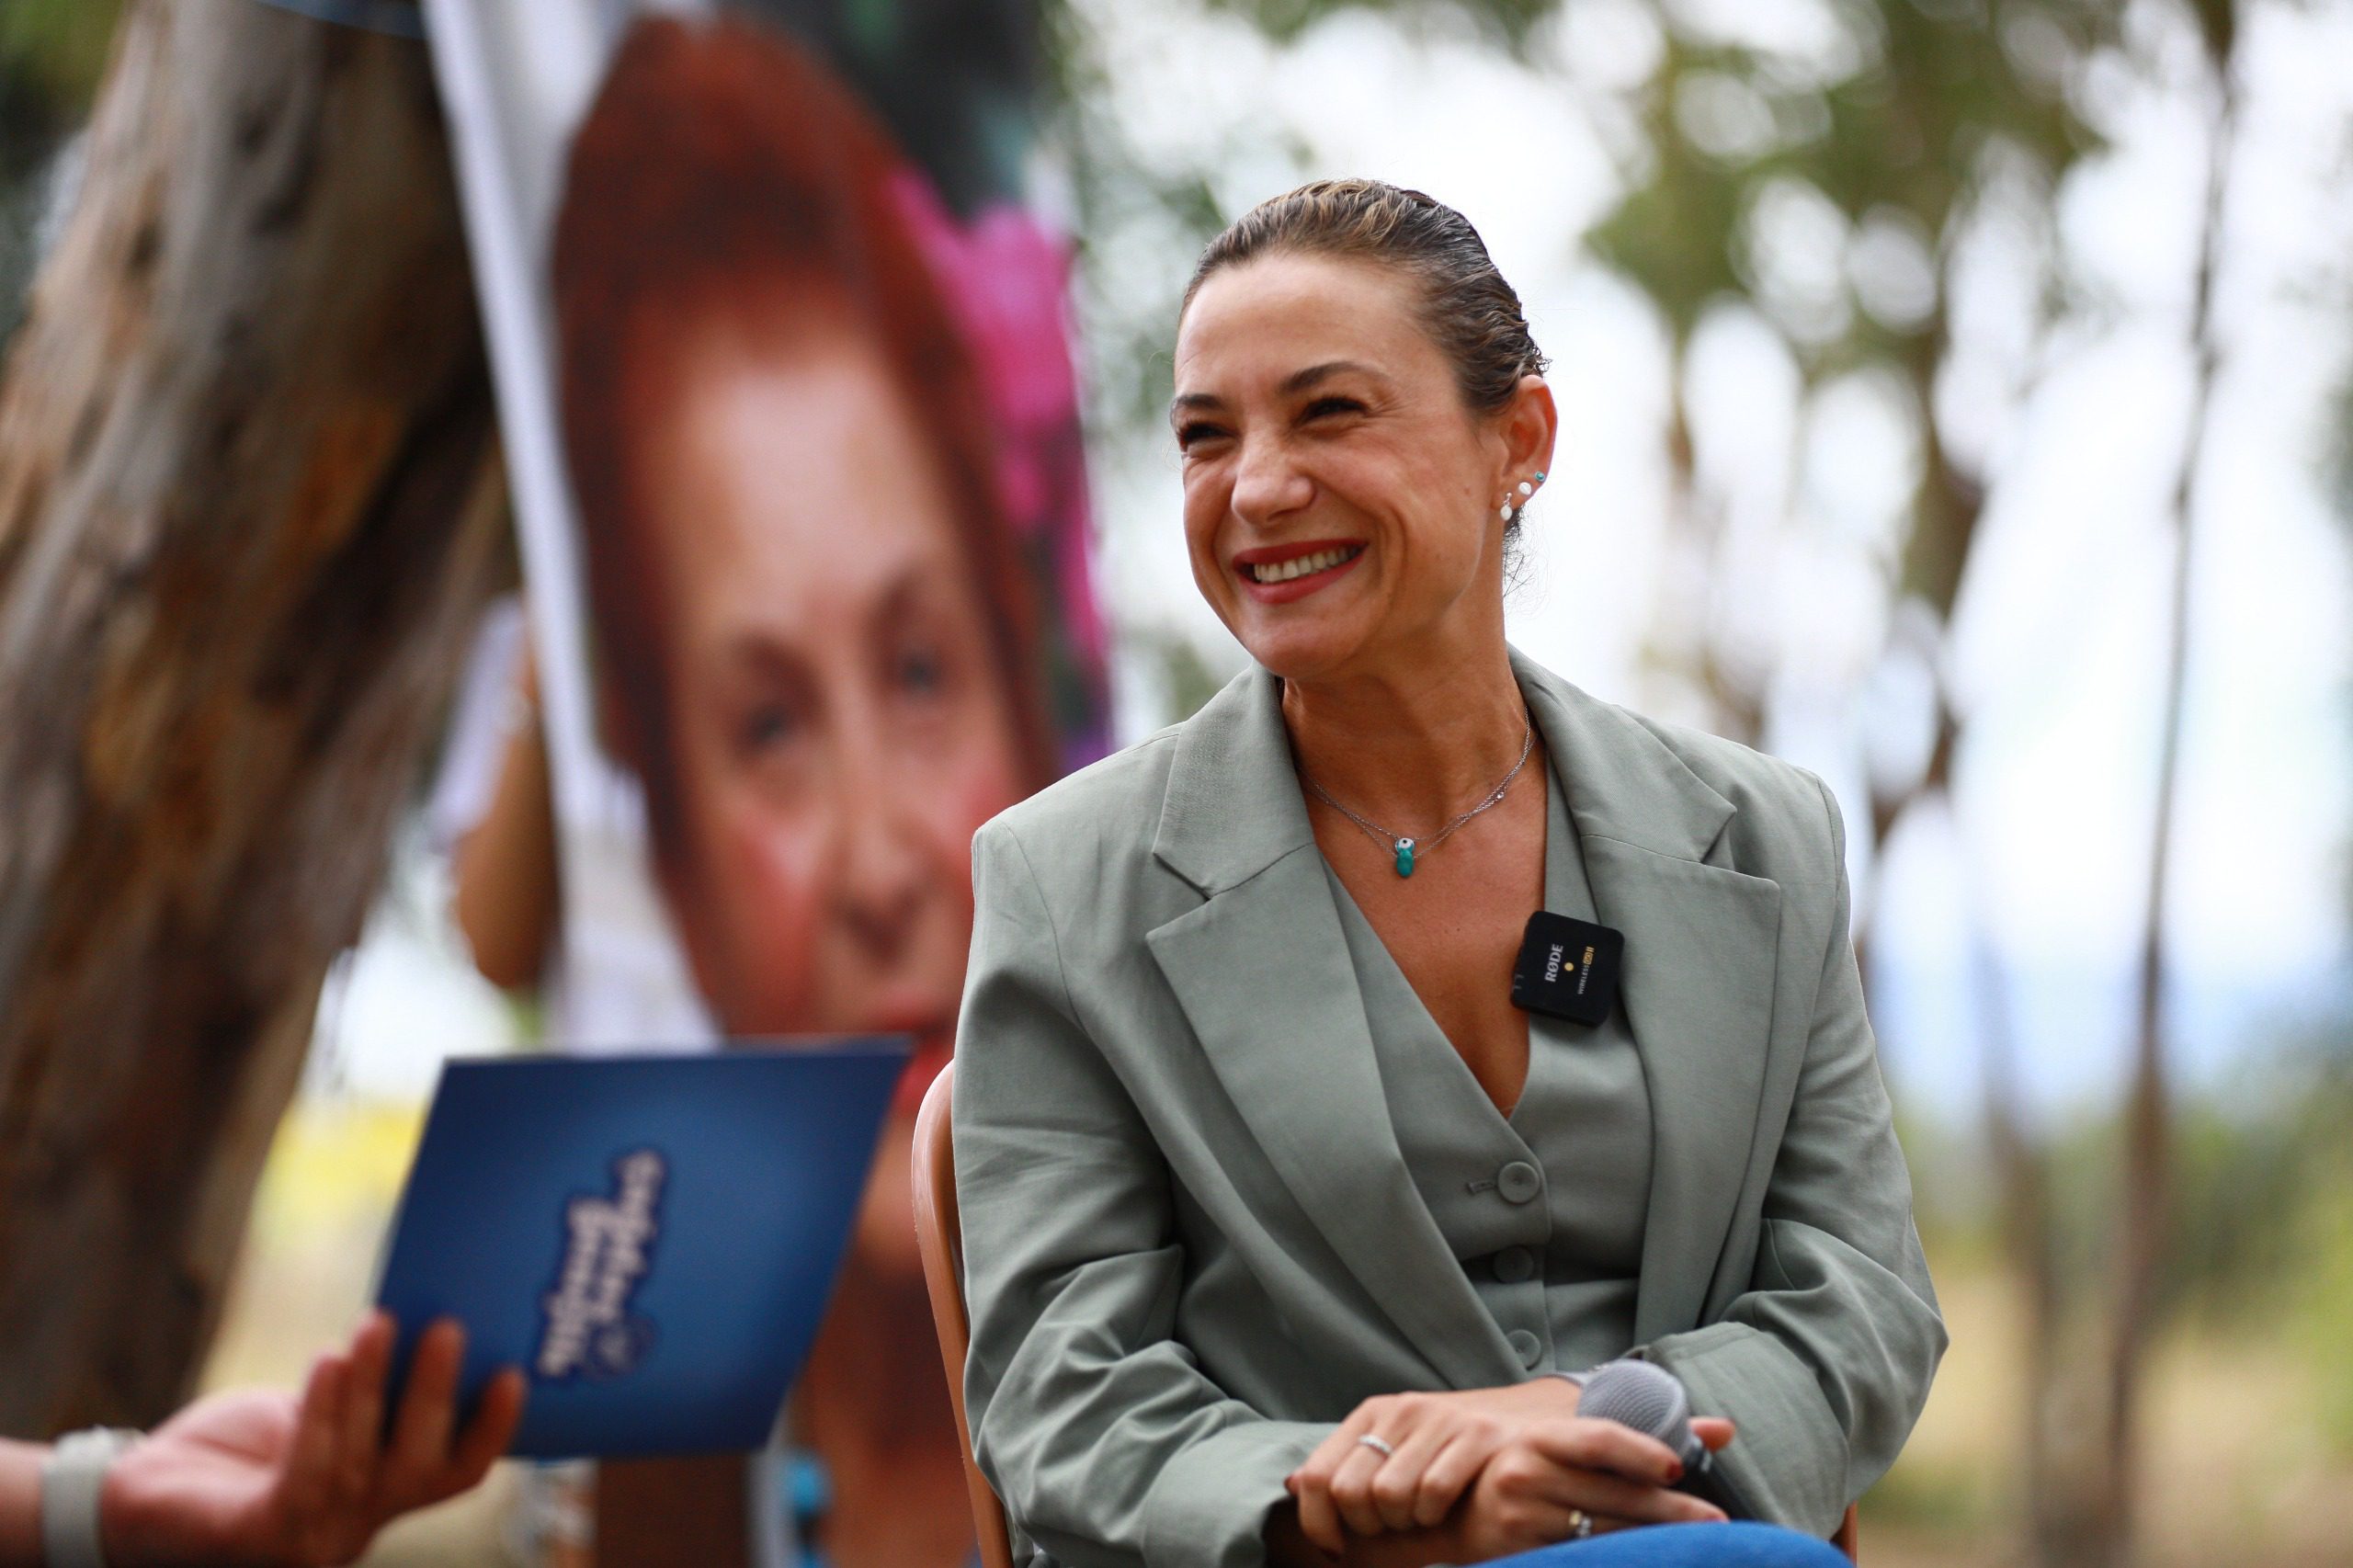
[{"xmin": 1510, "ymin": 912, "xmax": 1623, "ymax": 1026}]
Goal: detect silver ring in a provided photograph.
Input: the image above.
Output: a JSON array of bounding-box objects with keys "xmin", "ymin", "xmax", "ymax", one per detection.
[
  {"xmin": 1566, "ymin": 1507, "xmax": 1593, "ymax": 1540},
  {"xmin": 1356, "ymin": 1434, "xmax": 1395, "ymax": 1459}
]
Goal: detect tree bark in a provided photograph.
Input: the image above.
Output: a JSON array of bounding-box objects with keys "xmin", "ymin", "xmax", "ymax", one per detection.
[{"xmin": 0, "ymin": 0, "xmax": 499, "ymax": 1434}]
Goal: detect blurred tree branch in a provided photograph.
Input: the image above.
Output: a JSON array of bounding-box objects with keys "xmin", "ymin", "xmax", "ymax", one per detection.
[{"xmin": 2102, "ymin": 6, "xmax": 2244, "ymax": 1563}]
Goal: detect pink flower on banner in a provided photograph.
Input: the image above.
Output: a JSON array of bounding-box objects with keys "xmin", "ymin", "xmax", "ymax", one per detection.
[
  {"xmin": 888, "ymin": 165, "xmax": 1109, "ymax": 695},
  {"xmin": 888, "ymin": 168, "xmax": 1079, "ymax": 528}
]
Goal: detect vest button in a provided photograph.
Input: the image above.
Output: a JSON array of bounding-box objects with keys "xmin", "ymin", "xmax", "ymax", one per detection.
[
  {"xmin": 1493, "ymin": 1245, "xmax": 1537, "ymax": 1284},
  {"xmin": 1497, "ymin": 1162, "xmax": 1541, "ymax": 1204},
  {"xmin": 1507, "ymin": 1329, "xmax": 1544, "ymax": 1369}
]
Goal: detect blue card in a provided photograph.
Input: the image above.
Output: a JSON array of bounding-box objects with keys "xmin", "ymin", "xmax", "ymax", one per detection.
[{"xmin": 374, "ymin": 1040, "xmax": 911, "ymax": 1459}]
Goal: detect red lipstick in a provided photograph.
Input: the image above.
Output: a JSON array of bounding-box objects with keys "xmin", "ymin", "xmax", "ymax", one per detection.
[{"xmin": 1232, "ymin": 538, "xmax": 1369, "ymax": 605}]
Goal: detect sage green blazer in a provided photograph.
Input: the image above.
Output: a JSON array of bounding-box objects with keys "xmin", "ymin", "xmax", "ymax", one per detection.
[{"xmin": 952, "ymin": 645, "xmax": 1945, "ymax": 1568}]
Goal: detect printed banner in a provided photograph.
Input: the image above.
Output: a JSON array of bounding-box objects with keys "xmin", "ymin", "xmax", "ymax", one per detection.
[{"xmin": 422, "ymin": 0, "xmax": 1108, "ymax": 1557}]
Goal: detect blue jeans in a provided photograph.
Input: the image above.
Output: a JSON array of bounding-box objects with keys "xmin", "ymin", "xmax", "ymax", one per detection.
[{"xmin": 1489, "ymin": 1521, "xmax": 1850, "ymax": 1566}]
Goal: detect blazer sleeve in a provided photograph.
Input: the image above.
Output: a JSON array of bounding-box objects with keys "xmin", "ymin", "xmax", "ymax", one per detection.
[
  {"xmin": 954, "ymin": 819, "xmax": 1331, "ymax": 1568},
  {"xmin": 1627, "ymin": 771, "xmax": 1948, "ymax": 1538}
]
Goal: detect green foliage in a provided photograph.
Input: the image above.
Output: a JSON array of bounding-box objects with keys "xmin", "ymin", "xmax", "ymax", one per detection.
[
  {"xmin": 0, "ymin": 0, "xmax": 119, "ymax": 358},
  {"xmin": 2290, "ymin": 1172, "xmax": 2353, "ymax": 1450},
  {"xmin": 2226, "ymin": 1033, "xmax": 2353, "ymax": 1451},
  {"xmin": 1594, "ymin": 0, "xmax": 2113, "ymax": 368},
  {"xmin": 1863, "ymin": 1441, "xmax": 1998, "ymax": 1530},
  {"xmin": 2165, "ymin": 1107, "xmax": 2316, "ymax": 1317},
  {"xmin": 0, "ymin": 0, "xmax": 119, "ymax": 162},
  {"xmin": 1587, "ymin": 0, "xmax": 2125, "ymax": 665},
  {"xmin": 1970, "ymin": 1021, "xmax": 2353, "ymax": 1460},
  {"xmin": 2004, "ymin": 1054, "xmax": 2347, "ymax": 1305}
]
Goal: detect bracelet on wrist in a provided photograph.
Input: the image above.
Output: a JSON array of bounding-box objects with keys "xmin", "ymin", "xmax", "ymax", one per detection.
[{"xmin": 41, "ymin": 1427, "xmax": 141, "ymax": 1568}]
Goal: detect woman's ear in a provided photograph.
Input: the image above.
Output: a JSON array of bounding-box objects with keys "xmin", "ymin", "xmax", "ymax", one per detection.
[{"xmin": 1502, "ymin": 372, "xmax": 1558, "ymax": 483}]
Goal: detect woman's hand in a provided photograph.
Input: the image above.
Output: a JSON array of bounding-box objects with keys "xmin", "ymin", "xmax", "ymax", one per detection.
[
  {"xmin": 1288, "ymin": 1382, "xmax": 1584, "ymax": 1550},
  {"xmin": 97, "ymin": 1312, "xmax": 526, "ymax": 1567},
  {"xmin": 1285, "ymin": 1382, "xmax": 1738, "ymax": 1562},
  {"xmin": 1442, "ymin": 1418, "xmax": 1732, "ymax": 1561},
  {"xmin": 1288, "ymin": 1381, "xmax": 1728, "ymax": 1551}
]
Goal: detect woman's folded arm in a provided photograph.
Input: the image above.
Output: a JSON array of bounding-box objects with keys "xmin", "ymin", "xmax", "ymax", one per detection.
[
  {"xmin": 956, "ymin": 820, "xmax": 1334, "ymax": 1568},
  {"xmin": 1630, "ymin": 772, "xmax": 1947, "ymax": 1539}
]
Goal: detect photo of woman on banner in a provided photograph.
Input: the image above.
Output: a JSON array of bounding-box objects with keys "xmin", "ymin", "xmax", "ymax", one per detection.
[{"xmin": 526, "ymin": 11, "xmax": 1108, "ymax": 1566}]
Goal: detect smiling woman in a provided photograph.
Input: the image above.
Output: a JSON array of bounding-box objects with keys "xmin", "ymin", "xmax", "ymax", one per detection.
[{"xmin": 951, "ymin": 179, "xmax": 1943, "ymax": 1568}]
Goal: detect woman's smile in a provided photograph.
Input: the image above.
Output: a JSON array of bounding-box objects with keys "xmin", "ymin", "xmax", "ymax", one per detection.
[{"xmin": 1233, "ymin": 537, "xmax": 1368, "ymax": 602}]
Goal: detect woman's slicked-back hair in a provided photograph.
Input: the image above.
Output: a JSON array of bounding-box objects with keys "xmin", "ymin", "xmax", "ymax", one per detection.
[{"xmin": 1179, "ymin": 178, "xmax": 1549, "ymax": 416}]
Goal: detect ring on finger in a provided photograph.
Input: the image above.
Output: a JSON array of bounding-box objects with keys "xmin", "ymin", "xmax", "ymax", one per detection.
[
  {"xmin": 1566, "ymin": 1508, "xmax": 1593, "ymax": 1540},
  {"xmin": 1355, "ymin": 1434, "xmax": 1395, "ymax": 1459}
]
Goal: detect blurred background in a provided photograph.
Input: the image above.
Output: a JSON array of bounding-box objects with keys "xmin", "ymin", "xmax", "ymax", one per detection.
[{"xmin": 4, "ymin": 0, "xmax": 2349, "ymax": 1564}]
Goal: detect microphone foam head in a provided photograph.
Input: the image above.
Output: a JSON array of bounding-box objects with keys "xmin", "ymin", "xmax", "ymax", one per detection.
[{"xmin": 1575, "ymin": 1358, "xmax": 1692, "ymax": 1446}]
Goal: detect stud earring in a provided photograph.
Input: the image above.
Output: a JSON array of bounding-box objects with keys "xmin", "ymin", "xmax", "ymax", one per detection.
[{"xmin": 1500, "ymin": 471, "xmax": 1546, "ymax": 521}]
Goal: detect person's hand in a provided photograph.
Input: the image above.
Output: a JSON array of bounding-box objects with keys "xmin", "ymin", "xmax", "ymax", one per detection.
[
  {"xmin": 1442, "ymin": 1417, "xmax": 1732, "ymax": 1560},
  {"xmin": 97, "ymin": 1312, "xmax": 526, "ymax": 1567},
  {"xmin": 1285, "ymin": 1384, "xmax": 1738, "ymax": 1562},
  {"xmin": 1290, "ymin": 1381, "xmax": 1665, "ymax": 1551},
  {"xmin": 1688, "ymin": 1417, "xmax": 1734, "ymax": 1458}
]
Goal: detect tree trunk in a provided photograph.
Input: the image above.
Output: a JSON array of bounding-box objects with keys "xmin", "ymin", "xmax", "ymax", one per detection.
[
  {"xmin": 2097, "ymin": 40, "xmax": 2240, "ymax": 1568},
  {"xmin": 0, "ymin": 0, "xmax": 499, "ymax": 1434}
]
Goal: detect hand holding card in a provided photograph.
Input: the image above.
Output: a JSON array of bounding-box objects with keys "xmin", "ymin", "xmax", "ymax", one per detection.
[{"xmin": 372, "ymin": 1041, "xmax": 910, "ymax": 1460}]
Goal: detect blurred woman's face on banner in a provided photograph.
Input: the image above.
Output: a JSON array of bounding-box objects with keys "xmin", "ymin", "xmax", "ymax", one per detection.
[
  {"xmin": 553, "ymin": 14, "xmax": 1108, "ymax": 1114},
  {"xmin": 637, "ymin": 294, "xmax": 1024, "ymax": 1060}
]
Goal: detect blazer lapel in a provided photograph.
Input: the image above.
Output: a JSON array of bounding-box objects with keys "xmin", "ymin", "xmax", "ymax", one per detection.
[
  {"xmin": 1511, "ymin": 650, "xmax": 1783, "ymax": 1346},
  {"xmin": 1145, "ymin": 665, "xmax": 1518, "ymax": 1391}
]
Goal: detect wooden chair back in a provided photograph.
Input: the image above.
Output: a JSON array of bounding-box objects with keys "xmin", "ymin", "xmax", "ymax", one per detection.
[{"xmin": 913, "ymin": 1064, "xmax": 1017, "ymax": 1568}]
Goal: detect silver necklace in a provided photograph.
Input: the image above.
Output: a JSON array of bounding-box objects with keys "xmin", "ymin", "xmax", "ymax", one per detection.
[{"xmin": 1299, "ymin": 718, "xmax": 1536, "ymax": 878}]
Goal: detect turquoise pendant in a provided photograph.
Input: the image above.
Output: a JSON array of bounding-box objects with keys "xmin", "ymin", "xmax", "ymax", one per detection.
[{"xmin": 1393, "ymin": 837, "xmax": 1415, "ymax": 878}]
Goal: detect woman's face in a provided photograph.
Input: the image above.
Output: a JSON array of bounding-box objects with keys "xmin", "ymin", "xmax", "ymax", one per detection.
[
  {"xmin": 1171, "ymin": 252, "xmax": 1552, "ymax": 683},
  {"xmin": 632, "ymin": 301, "xmax": 1026, "ymax": 1066}
]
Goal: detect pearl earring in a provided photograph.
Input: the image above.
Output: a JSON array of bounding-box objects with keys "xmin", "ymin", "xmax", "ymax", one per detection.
[{"xmin": 1499, "ymin": 471, "xmax": 1546, "ymax": 521}]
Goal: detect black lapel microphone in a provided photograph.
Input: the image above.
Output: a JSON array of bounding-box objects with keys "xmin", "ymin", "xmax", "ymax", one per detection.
[
  {"xmin": 1509, "ymin": 912, "xmax": 1624, "ymax": 1026},
  {"xmin": 1574, "ymin": 1358, "xmax": 1756, "ymax": 1521}
]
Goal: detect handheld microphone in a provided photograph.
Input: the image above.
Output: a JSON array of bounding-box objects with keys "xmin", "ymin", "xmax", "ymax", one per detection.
[{"xmin": 1574, "ymin": 1358, "xmax": 1755, "ymax": 1521}]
